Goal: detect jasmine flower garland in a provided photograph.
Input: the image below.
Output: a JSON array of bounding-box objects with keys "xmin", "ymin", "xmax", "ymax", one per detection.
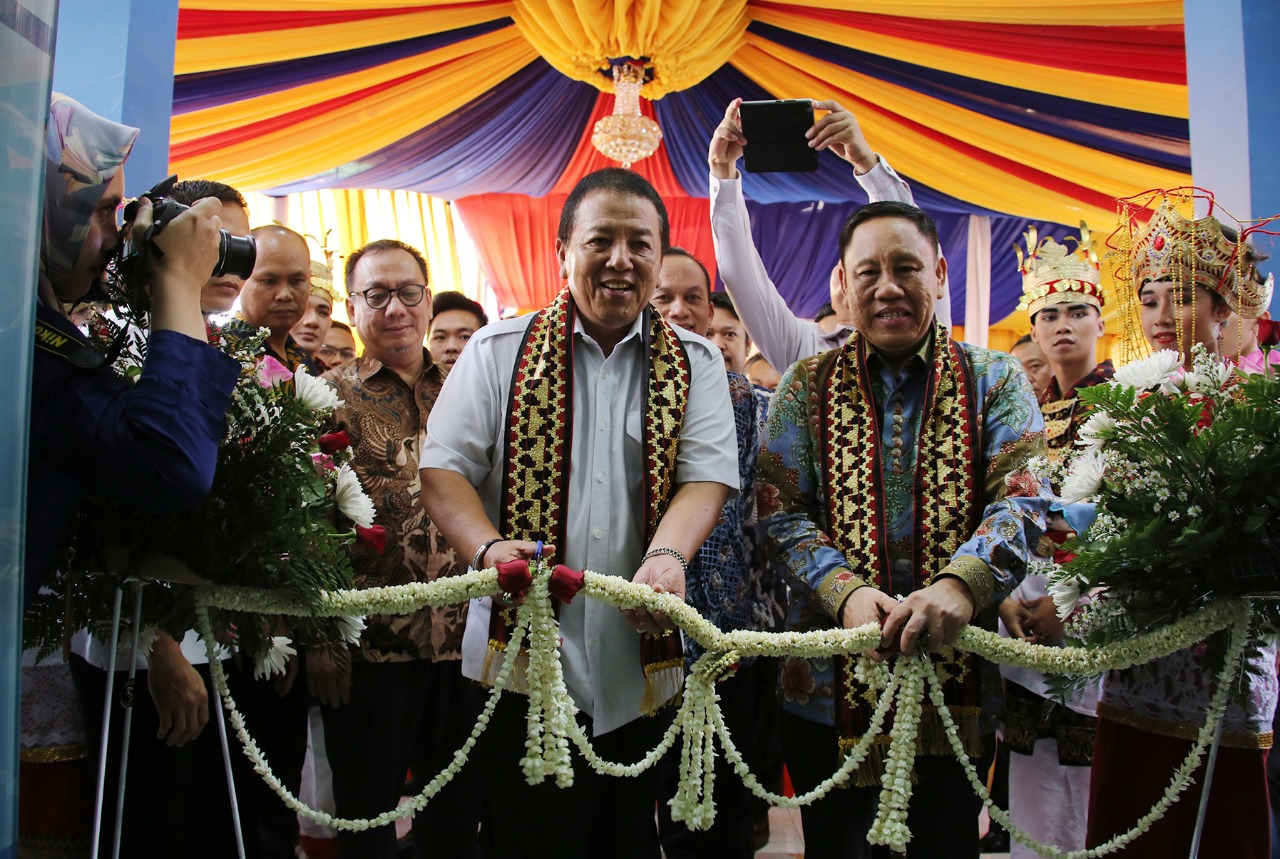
[{"xmin": 194, "ymin": 570, "xmax": 1254, "ymax": 840}]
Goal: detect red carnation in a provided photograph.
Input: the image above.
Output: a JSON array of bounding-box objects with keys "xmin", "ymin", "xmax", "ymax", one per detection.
[
  {"xmin": 319, "ymin": 431, "xmax": 351, "ymax": 454},
  {"xmin": 1053, "ymin": 549, "xmax": 1077, "ymax": 566},
  {"xmin": 356, "ymin": 525, "xmax": 387, "ymax": 553}
]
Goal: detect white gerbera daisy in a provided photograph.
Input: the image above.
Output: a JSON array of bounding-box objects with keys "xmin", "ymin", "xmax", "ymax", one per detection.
[
  {"xmin": 1059, "ymin": 449, "xmax": 1107, "ymax": 503},
  {"xmin": 1075, "ymin": 411, "xmax": 1119, "ymax": 450},
  {"xmin": 254, "ymin": 636, "xmax": 297, "ymax": 680},
  {"xmin": 293, "ymin": 365, "xmax": 343, "ymax": 412},
  {"xmin": 1048, "ymin": 575, "xmax": 1083, "ymax": 621},
  {"xmin": 334, "ymin": 463, "xmax": 377, "ymax": 527},
  {"xmin": 335, "ymin": 615, "xmax": 367, "ymax": 646},
  {"xmin": 1112, "ymin": 350, "xmax": 1182, "ymax": 391}
]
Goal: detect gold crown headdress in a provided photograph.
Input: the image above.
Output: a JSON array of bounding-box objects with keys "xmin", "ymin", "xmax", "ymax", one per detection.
[
  {"xmin": 1015, "ymin": 222, "xmax": 1104, "ymax": 318},
  {"xmin": 1109, "ymin": 186, "xmax": 1277, "ymax": 362},
  {"xmin": 310, "ymin": 260, "xmax": 338, "ymax": 302}
]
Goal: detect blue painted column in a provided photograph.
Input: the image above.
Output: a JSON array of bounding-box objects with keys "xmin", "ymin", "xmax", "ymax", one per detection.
[
  {"xmin": 1185, "ymin": 0, "xmax": 1280, "ymax": 314},
  {"xmin": 51, "ymin": 0, "xmax": 179, "ymax": 198},
  {"xmin": 0, "ymin": 1, "xmax": 59, "ymax": 855}
]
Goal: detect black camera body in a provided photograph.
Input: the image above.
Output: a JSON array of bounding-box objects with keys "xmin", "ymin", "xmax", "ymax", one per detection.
[{"xmin": 118, "ymin": 175, "xmax": 256, "ymax": 288}]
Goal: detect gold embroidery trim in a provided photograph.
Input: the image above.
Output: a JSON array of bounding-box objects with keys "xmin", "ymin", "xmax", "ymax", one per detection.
[{"xmin": 1097, "ymin": 701, "xmax": 1274, "ymax": 750}]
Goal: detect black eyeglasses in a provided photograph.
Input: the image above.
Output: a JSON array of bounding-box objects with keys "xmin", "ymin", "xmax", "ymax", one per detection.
[{"xmin": 354, "ymin": 284, "xmax": 427, "ymax": 309}]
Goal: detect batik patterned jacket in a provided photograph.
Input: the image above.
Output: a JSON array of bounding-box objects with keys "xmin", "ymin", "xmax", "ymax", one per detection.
[
  {"xmin": 324, "ymin": 351, "xmax": 465, "ymax": 663},
  {"xmin": 759, "ymin": 337, "xmax": 1049, "ymax": 727}
]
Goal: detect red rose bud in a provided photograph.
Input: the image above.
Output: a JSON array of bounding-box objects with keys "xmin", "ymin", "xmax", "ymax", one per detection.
[
  {"xmin": 356, "ymin": 525, "xmax": 387, "ymax": 553},
  {"xmin": 1260, "ymin": 319, "xmax": 1280, "ymax": 350},
  {"xmin": 319, "ymin": 430, "xmax": 351, "ymax": 454},
  {"xmin": 496, "ymin": 559, "xmax": 532, "ymax": 596},
  {"xmin": 548, "ymin": 565, "xmax": 585, "ymax": 603},
  {"xmin": 1052, "ymin": 549, "xmax": 1077, "ymax": 566}
]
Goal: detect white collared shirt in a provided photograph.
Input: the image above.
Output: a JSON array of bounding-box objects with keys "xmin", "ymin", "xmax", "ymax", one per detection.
[{"xmin": 420, "ymin": 309, "xmax": 738, "ymax": 735}]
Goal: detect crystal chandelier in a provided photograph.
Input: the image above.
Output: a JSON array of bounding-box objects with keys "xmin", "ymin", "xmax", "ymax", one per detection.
[{"xmin": 591, "ymin": 62, "xmax": 663, "ymax": 169}]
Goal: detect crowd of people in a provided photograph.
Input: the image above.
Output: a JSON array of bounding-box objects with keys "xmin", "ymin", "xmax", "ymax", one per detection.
[{"xmin": 20, "ymin": 89, "xmax": 1278, "ymax": 859}]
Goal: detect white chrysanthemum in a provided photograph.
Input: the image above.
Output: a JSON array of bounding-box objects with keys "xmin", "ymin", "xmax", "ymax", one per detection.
[
  {"xmin": 254, "ymin": 636, "xmax": 297, "ymax": 680},
  {"xmin": 1075, "ymin": 411, "xmax": 1119, "ymax": 450},
  {"xmin": 1112, "ymin": 350, "xmax": 1182, "ymax": 390},
  {"xmin": 1048, "ymin": 575, "xmax": 1083, "ymax": 621},
  {"xmin": 293, "ymin": 365, "xmax": 343, "ymax": 411},
  {"xmin": 1059, "ymin": 449, "xmax": 1107, "ymax": 503},
  {"xmin": 335, "ymin": 615, "xmax": 367, "ymax": 646},
  {"xmin": 335, "ymin": 462, "xmax": 377, "ymax": 527}
]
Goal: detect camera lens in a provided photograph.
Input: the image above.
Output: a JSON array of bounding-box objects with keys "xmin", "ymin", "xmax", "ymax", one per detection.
[{"xmin": 214, "ymin": 231, "xmax": 257, "ymax": 280}]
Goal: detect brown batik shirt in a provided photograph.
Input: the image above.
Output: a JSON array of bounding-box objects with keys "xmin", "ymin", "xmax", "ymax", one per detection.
[{"xmin": 323, "ymin": 350, "xmax": 466, "ymax": 663}]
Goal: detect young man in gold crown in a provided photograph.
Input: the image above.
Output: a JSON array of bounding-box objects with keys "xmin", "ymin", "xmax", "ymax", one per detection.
[
  {"xmin": 1019, "ymin": 226, "xmax": 1113, "ymax": 461},
  {"xmin": 997, "ymin": 227, "xmax": 1110, "ymax": 858}
]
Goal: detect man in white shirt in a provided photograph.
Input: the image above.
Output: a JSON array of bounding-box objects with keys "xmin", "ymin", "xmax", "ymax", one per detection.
[
  {"xmin": 708, "ymin": 98, "xmax": 949, "ymax": 373},
  {"xmin": 420, "ymin": 168, "xmax": 739, "ymax": 859}
]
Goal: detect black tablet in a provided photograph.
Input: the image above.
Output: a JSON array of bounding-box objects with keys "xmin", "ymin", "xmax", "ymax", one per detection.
[{"xmin": 739, "ymin": 99, "xmax": 818, "ymax": 173}]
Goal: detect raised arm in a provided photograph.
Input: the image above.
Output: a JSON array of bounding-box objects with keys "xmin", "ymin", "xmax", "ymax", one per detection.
[{"xmin": 708, "ymin": 98, "xmax": 915, "ymax": 371}]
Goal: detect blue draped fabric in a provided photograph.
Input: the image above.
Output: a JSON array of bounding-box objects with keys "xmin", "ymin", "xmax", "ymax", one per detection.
[
  {"xmin": 750, "ymin": 22, "xmax": 1190, "ymax": 172},
  {"xmin": 267, "ymin": 60, "xmax": 597, "ymax": 197},
  {"xmin": 172, "ymin": 19, "xmax": 513, "ymax": 114}
]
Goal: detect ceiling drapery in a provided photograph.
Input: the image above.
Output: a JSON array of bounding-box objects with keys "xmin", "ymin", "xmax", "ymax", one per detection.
[{"xmin": 171, "ymin": 0, "xmax": 1190, "ymax": 319}]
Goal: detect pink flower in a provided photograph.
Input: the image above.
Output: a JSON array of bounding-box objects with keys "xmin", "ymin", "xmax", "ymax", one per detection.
[
  {"xmin": 1235, "ymin": 347, "xmax": 1280, "ymax": 376},
  {"xmin": 1003, "ymin": 469, "xmax": 1042, "ymax": 498},
  {"xmin": 254, "ymin": 355, "xmax": 293, "ymax": 389},
  {"xmin": 311, "ymin": 453, "xmax": 336, "ymax": 472}
]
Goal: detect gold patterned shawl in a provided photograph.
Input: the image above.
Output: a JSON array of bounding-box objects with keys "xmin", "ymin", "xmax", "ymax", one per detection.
[
  {"xmin": 484, "ymin": 287, "xmax": 690, "ymax": 710},
  {"xmin": 817, "ymin": 323, "xmax": 984, "ymax": 783}
]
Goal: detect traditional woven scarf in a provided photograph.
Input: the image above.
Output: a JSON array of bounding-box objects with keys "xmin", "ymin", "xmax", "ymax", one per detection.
[
  {"xmin": 483, "ymin": 287, "xmax": 690, "ymax": 712},
  {"xmin": 815, "ymin": 323, "xmax": 984, "ymax": 784}
]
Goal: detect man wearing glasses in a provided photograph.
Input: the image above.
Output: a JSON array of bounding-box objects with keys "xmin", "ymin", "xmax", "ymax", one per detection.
[{"xmin": 315, "ymin": 239, "xmax": 483, "ymax": 857}]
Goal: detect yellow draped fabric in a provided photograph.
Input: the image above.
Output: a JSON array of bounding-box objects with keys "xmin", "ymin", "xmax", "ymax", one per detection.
[
  {"xmin": 510, "ymin": 0, "xmax": 750, "ymax": 98},
  {"xmin": 246, "ymin": 189, "xmax": 482, "ymax": 303},
  {"xmin": 733, "ymin": 39, "xmax": 1187, "ymax": 226},
  {"xmin": 170, "ymin": 31, "xmax": 538, "ymax": 188},
  {"xmin": 749, "ymin": 6, "xmax": 1187, "ymax": 117},
  {"xmin": 176, "ymin": 4, "xmax": 513, "ymax": 74},
  {"xmin": 758, "ymin": 0, "xmax": 1183, "ymax": 25}
]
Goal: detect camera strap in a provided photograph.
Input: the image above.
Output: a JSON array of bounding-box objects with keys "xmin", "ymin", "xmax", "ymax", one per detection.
[{"xmin": 34, "ymin": 317, "xmax": 106, "ymax": 369}]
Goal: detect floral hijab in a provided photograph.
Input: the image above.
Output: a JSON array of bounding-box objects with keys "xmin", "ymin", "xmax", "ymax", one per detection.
[{"xmin": 41, "ymin": 92, "xmax": 137, "ymax": 293}]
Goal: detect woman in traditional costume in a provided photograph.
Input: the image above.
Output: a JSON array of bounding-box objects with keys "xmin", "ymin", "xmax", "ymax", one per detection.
[{"xmin": 1085, "ymin": 189, "xmax": 1278, "ymax": 857}]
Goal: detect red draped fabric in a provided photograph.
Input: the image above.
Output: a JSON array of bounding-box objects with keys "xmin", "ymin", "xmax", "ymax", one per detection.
[{"xmin": 455, "ymin": 193, "xmax": 714, "ymax": 314}]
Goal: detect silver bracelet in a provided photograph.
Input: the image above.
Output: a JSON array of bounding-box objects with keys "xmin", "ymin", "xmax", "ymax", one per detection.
[
  {"xmin": 472, "ymin": 537, "xmax": 502, "ymax": 571},
  {"xmin": 641, "ymin": 546, "xmax": 689, "ymax": 577}
]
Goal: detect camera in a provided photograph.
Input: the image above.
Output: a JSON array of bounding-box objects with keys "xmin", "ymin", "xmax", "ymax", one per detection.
[{"xmin": 117, "ymin": 175, "xmax": 257, "ymax": 288}]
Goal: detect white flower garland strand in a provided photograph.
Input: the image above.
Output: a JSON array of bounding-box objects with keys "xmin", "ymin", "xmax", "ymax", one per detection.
[
  {"xmin": 925, "ymin": 610, "xmax": 1250, "ymax": 858},
  {"xmin": 195, "ymin": 572, "xmax": 1253, "ymax": 841},
  {"xmin": 196, "ymin": 600, "xmax": 525, "ymax": 831}
]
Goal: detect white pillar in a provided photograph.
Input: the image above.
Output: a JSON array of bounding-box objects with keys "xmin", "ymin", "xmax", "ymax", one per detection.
[{"xmin": 964, "ymin": 215, "xmax": 992, "ymax": 347}]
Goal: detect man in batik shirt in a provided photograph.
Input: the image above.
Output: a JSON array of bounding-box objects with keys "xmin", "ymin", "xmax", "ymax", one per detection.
[
  {"xmin": 758, "ymin": 201, "xmax": 1048, "ymax": 859},
  {"xmin": 317, "ymin": 239, "xmax": 480, "ymax": 858}
]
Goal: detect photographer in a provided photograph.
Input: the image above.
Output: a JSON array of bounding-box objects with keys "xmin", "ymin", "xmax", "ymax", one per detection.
[
  {"xmin": 25, "ymin": 94, "xmax": 244, "ymax": 856},
  {"xmin": 27, "ymin": 94, "xmax": 241, "ymax": 599}
]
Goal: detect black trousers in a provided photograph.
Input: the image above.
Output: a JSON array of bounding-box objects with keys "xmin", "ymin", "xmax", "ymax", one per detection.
[
  {"xmin": 70, "ymin": 655, "xmax": 239, "ymax": 859},
  {"xmin": 482, "ymin": 693, "xmax": 670, "ymax": 859},
  {"xmin": 320, "ymin": 658, "xmax": 483, "ymax": 859},
  {"xmin": 781, "ymin": 711, "xmax": 986, "ymax": 859},
  {"xmin": 226, "ymin": 658, "xmax": 312, "ymax": 859},
  {"xmin": 656, "ymin": 662, "xmax": 759, "ymax": 859}
]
